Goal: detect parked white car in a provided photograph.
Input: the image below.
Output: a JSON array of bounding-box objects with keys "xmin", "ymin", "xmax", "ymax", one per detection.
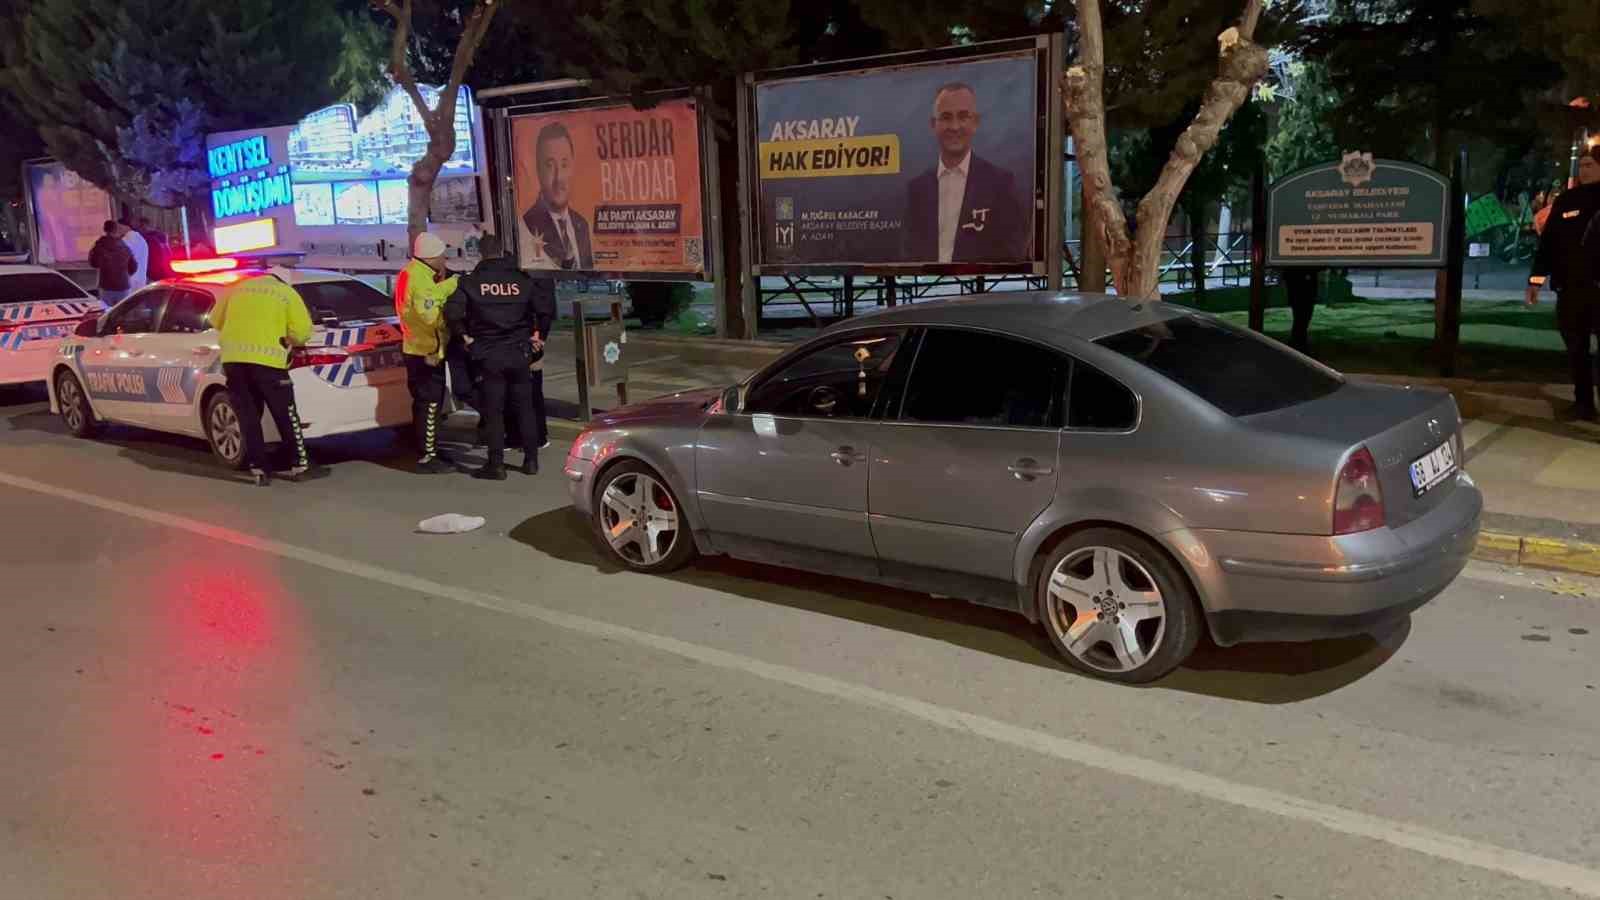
[{"xmin": 0, "ymin": 264, "xmax": 104, "ymax": 387}]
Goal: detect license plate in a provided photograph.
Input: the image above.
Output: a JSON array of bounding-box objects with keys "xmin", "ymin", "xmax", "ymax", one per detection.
[
  {"xmin": 1409, "ymin": 439, "xmax": 1457, "ymax": 496},
  {"xmin": 358, "ymin": 348, "xmax": 405, "ymax": 372}
]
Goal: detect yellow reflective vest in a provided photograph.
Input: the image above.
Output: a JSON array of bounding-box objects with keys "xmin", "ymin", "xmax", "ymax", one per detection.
[
  {"xmin": 395, "ymin": 258, "xmax": 459, "ymax": 360},
  {"xmin": 209, "ymin": 275, "xmax": 313, "ymax": 369}
]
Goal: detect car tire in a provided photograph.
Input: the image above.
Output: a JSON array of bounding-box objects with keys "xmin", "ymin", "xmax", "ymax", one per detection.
[
  {"xmin": 55, "ymin": 370, "xmax": 99, "ymax": 438},
  {"xmin": 203, "ymin": 390, "xmax": 248, "ymax": 470},
  {"xmin": 1035, "ymin": 528, "xmax": 1201, "ymax": 684},
  {"xmin": 590, "ymin": 460, "xmax": 697, "ymax": 573}
]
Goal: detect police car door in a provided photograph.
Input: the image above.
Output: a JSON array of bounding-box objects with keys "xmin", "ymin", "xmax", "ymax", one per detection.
[
  {"xmin": 79, "ymin": 287, "xmax": 170, "ymax": 426},
  {"xmin": 138, "ymin": 287, "xmax": 217, "ymax": 430}
]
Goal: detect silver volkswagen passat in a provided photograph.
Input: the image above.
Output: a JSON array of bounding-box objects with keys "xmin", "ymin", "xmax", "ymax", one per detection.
[{"xmin": 564, "ymin": 293, "xmax": 1481, "ymax": 683}]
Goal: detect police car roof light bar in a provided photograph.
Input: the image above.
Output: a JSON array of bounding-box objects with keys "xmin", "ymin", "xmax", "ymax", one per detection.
[{"xmin": 171, "ymin": 258, "xmax": 241, "ymax": 274}]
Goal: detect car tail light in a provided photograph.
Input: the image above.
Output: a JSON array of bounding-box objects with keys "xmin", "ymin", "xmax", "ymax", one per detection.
[
  {"xmin": 290, "ymin": 347, "xmax": 349, "ymax": 369},
  {"xmin": 1333, "ymin": 446, "xmax": 1385, "ymax": 535}
]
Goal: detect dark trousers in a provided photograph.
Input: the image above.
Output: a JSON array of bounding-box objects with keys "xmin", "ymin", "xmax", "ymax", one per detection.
[
  {"xmin": 405, "ymin": 354, "xmax": 447, "ymax": 458},
  {"xmin": 476, "ymin": 364, "xmax": 546, "ymax": 449},
  {"xmin": 1557, "ymin": 287, "xmax": 1600, "ymax": 412},
  {"xmin": 477, "ymin": 352, "xmax": 541, "ymax": 468},
  {"xmin": 223, "ymin": 362, "xmax": 307, "ymax": 472}
]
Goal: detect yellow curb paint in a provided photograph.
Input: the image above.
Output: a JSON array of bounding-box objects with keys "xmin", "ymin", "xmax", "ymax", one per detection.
[
  {"xmin": 1472, "ymin": 532, "xmax": 1522, "ymax": 566},
  {"xmin": 1520, "ymin": 536, "xmax": 1600, "ymax": 578}
]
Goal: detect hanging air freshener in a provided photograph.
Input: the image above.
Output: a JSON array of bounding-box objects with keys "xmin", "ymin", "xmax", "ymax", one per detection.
[{"xmin": 854, "ymin": 346, "xmax": 871, "ymax": 397}]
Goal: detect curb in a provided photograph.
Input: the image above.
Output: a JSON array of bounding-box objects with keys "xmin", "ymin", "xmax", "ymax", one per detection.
[{"xmin": 1473, "ymin": 531, "xmax": 1600, "ymax": 578}]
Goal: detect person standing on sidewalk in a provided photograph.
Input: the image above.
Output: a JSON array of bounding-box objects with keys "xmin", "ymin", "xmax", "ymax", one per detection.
[
  {"xmin": 88, "ymin": 221, "xmax": 136, "ymax": 306},
  {"xmin": 120, "ymin": 216, "xmax": 149, "ymax": 292},
  {"xmin": 443, "ymin": 233, "xmax": 541, "ymax": 479},
  {"xmin": 209, "ymin": 270, "xmax": 315, "ymax": 486},
  {"xmin": 1527, "ymin": 144, "xmax": 1600, "ymax": 420},
  {"xmin": 396, "ymin": 232, "xmax": 460, "ymax": 472}
]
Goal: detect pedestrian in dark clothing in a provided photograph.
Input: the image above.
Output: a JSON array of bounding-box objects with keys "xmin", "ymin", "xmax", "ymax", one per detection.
[
  {"xmin": 1280, "ymin": 267, "xmax": 1322, "ymax": 354},
  {"xmin": 88, "ymin": 221, "xmax": 137, "ymax": 305},
  {"xmin": 443, "ymin": 234, "xmax": 543, "ymax": 479},
  {"xmin": 137, "ymin": 217, "xmax": 172, "ymax": 281},
  {"xmin": 1527, "ymin": 144, "xmax": 1600, "ymax": 420}
]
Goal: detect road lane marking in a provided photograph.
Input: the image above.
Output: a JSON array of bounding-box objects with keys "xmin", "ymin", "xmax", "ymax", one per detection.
[{"xmin": 4, "ymin": 468, "xmax": 1600, "ymax": 897}]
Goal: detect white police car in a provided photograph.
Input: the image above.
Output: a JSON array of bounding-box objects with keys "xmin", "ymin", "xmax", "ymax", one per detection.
[
  {"xmin": 0, "ymin": 264, "xmax": 104, "ymax": 387},
  {"xmin": 47, "ymin": 259, "xmax": 412, "ymax": 466}
]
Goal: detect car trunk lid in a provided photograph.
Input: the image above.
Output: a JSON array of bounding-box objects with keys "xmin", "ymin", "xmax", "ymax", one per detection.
[{"xmin": 1247, "ymin": 383, "xmax": 1462, "ymax": 530}]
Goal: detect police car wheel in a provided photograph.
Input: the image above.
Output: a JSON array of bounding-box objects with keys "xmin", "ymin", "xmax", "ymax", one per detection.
[
  {"xmin": 204, "ymin": 392, "xmax": 248, "ymax": 470},
  {"xmin": 55, "ymin": 371, "xmax": 98, "ymax": 438},
  {"xmin": 592, "ymin": 460, "xmax": 697, "ymax": 573}
]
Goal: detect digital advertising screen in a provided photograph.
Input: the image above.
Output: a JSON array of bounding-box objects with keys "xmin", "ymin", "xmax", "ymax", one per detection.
[
  {"xmin": 333, "ymin": 181, "xmax": 382, "ymax": 226},
  {"xmin": 292, "ymin": 183, "xmax": 335, "ymax": 226},
  {"xmin": 26, "ymin": 159, "xmax": 115, "ymax": 265}
]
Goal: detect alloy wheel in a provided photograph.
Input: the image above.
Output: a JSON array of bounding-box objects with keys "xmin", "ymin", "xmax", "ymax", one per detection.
[
  {"xmin": 210, "ymin": 399, "xmax": 243, "ymax": 465},
  {"xmin": 599, "ymin": 472, "xmax": 679, "ymax": 566},
  {"xmin": 1044, "ymin": 546, "xmax": 1168, "ymax": 674}
]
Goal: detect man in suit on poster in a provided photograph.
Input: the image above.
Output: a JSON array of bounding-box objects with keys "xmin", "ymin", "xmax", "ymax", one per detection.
[
  {"xmin": 521, "ymin": 122, "xmax": 594, "ymax": 270},
  {"xmin": 903, "ymin": 82, "xmax": 1029, "ymax": 264}
]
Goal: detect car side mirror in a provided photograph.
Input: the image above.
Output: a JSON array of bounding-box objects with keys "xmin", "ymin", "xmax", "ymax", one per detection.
[{"xmin": 721, "ymin": 384, "xmax": 741, "ymax": 414}]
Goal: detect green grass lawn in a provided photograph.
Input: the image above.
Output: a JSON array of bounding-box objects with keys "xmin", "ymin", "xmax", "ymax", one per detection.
[{"xmin": 1165, "ymin": 287, "xmax": 1567, "ymax": 382}]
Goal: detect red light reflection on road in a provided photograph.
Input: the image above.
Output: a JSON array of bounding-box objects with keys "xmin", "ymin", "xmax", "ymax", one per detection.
[{"xmin": 79, "ymin": 537, "xmax": 317, "ymax": 898}]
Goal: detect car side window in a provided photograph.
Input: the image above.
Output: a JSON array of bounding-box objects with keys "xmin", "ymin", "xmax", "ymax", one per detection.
[
  {"xmin": 900, "ymin": 328, "xmax": 1069, "ymax": 428},
  {"xmin": 160, "ymin": 290, "xmax": 215, "ymax": 334},
  {"xmin": 102, "ymin": 289, "xmax": 168, "ymax": 335},
  {"xmin": 744, "ymin": 330, "xmax": 904, "ymax": 419},
  {"xmin": 1068, "ymin": 360, "xmax": 1139, "ymax": 431}
]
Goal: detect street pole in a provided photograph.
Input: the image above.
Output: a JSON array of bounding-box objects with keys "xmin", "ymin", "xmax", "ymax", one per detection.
[
  {"xmin": 1248, "ymin": 161, "xmax": 1267, "ymax": 333},
  {"xmin": 1437, "ymin": 146, "xmax": 1467, "ymax": 377}
]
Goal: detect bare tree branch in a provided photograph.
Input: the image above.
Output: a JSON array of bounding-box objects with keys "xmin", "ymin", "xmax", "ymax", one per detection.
[
  {"xmin": 1064, "ymin": 0, "xmax": 1272, "ymax": 299},
  {"xmin": 373, "ymin": 0, "xmax": 433, "ymax": 130},
  {"xmin": 1063, "ymin": 0, "xmax": 1134, "ymax": 291}
]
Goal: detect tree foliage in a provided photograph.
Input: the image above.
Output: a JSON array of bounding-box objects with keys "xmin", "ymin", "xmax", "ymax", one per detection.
[
  {"xmin": 1297, "ymin": 0, "xmax": 1564, "ymax": 168},
  {"xmin": 0, "ymin": 0, "xmax": 346, "ymax": 206},
  {"xmin": 1264, "ymin": 60, "xmax": 1341, "ymax": 177}
]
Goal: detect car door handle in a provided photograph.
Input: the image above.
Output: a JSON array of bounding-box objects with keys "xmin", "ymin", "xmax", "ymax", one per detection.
[
  {"xmin": 1008, "ymin": 458, "xmax": 1054, "ymax": 480},
  {"xmin": 831, "ymin": 446, "xmax": 867, "ymax": 466}
]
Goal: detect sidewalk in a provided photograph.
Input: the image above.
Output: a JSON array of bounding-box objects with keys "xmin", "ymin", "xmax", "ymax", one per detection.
[{"xmin": 540, "ymin": 330, "xmax": 1600, "ymax": 578}]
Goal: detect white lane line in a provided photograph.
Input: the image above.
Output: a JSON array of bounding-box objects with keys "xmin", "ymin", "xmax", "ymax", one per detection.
[{"xmin": 4, "ymin": 468, "xmax": 1599, "ymax": 897}]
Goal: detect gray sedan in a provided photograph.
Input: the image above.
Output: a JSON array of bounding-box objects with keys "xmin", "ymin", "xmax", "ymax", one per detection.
[{"xmin": 564, "ymin": 293, "xmax": 1481, "ymax": 683}]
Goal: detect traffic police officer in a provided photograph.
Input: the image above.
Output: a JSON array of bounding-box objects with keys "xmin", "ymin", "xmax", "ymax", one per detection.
[
  {"xmin": 396, "ymin": 232, "xmax": 460, "ymax": 472},
  {"xmin": 1527, "ymin": 143, "xmax": 1600, "ymax": 420},
  {"xmin": 443, "ymin": 233, "xmax": 542, "ymax": 479},
  {"xmin": 209, "ymin": 268, "xmax": 314, "ymax": 486}
]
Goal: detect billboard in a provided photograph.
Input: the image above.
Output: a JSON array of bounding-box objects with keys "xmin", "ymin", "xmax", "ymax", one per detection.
[
  {"xmin": 1266, "ymin": 154, "xmax": 1451, "ymax": 268},
  {"xmin": 509, "ymin": 97, "xmax": 706, "ymax": 275},
  {"xmin": 754, "ymin": 51, "xmax": 1039, "ymax": 268},
  {"xmin": 25, "ymin": 160, "xmax": 115, "ymax": 265}
]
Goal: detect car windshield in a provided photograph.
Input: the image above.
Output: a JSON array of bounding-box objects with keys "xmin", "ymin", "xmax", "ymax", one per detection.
[
  {"xmin": 1096, "ymin": 313, "xmax": 1342, "ymax": 417},
  {"xmin": 295, "ymin": 280, "xmax": 394, "ymax": 323},
  {"xmin": 0, "ymin": 271, "xmax": 92, "ymax": 304}
]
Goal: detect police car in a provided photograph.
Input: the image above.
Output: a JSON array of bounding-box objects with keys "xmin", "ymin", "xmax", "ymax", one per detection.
[
  {"xmin": 0, "ymin": 264, "xmax": 104, "ymax": 387},
  {"xmin": 47, "ymin": 259, "xmax": 412, "ymax": 467}
]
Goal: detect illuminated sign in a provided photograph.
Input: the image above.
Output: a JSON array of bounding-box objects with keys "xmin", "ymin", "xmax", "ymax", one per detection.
[
  {"xmin": 210, "ymin": 133, "xmax": 293, "ymax": 220},
  {"xmin": 208, "ymin": 135, "xmax": 273, "ymax": 179},
  {"xmin": 212, "ymin": 172, "xmax": 294, "ymax": 219},
  {"xmin": 212, "ymin": 218, "xmax": 278, "ymax": 254}
]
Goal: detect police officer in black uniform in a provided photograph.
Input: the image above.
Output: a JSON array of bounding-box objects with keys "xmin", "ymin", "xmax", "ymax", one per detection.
[
  {"xmin": 1528, "ymin": 143, "xmax": 1600, "ymax": 420},
  {"xmin": 444, "ymin": 233, "xmax": 543, "ymax": 479}
]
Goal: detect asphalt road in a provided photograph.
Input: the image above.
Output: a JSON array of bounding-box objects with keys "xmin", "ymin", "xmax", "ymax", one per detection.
[{"xmin": 2, "ymin": 385, "xmax": 1598, "ymax": 900}]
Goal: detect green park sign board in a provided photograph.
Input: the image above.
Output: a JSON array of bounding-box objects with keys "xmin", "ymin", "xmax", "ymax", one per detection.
[{"xmin": 1266, "ymin": 154, "xmax": 1451, "ymax": 269}]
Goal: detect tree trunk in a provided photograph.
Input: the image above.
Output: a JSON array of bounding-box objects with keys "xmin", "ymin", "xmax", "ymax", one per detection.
[
  {"xmin": 1065, "ymin": 0, "xmax": 1271, "ymax": 301},
  {"xmin": 378, "ymin": 0, "xmax": 497, "ymax": 253}
]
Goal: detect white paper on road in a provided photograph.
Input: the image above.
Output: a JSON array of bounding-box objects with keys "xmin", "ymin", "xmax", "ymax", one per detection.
[{"xmin": 416, "ymin": 513, "xmax": 486, "ymax": 534}]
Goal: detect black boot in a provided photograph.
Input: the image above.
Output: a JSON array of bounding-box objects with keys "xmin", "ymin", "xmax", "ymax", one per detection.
[
  {"xmin": 519, "ymin": 453, "xmax": 538, "ymax": 476},
  {"xmin": 472, "ymin": 464, "xmax": 508, "ymax": 481}
]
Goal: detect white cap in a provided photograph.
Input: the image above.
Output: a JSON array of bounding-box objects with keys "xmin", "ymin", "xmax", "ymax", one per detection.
[{"xmin": 412, "ymin": 233, "xmax": 446, "ymax": 259}]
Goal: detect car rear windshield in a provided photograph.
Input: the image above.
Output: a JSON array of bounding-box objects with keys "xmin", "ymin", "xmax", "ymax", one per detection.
[
  {"xmin": 0, "ymin": 272, "xmax": 91, "ymax": 304},
  {"xmin": 1096, "ymin": 314, "xmax": 1342, "ymax": 417},
  {"xmin": 295, "ymin": 280, "xmax": 394, "ymax": 324}
]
